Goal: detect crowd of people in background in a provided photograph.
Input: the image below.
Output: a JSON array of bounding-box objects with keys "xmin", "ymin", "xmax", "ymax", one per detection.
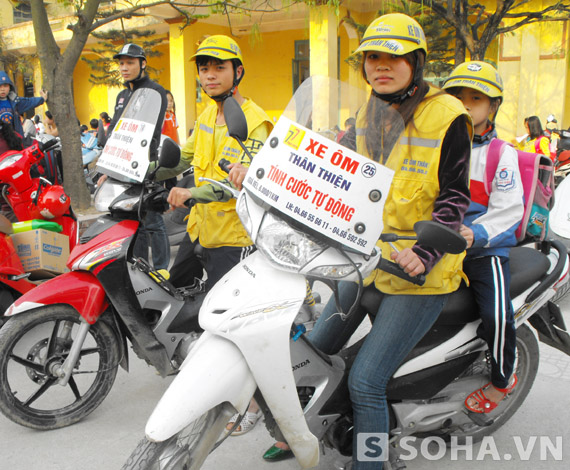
[{"xmin": 515, "ymin": 114, "xmax": 563, "ymax": 161}]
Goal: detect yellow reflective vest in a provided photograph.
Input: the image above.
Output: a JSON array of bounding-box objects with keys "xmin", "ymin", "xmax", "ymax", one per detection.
[
  {"xmin": 357, "ymin": 88, "xmax": 471, "ymax": 295},
  {"xmin": 188, "ymin": 99, "xmax": 273, "ymax": 248}
]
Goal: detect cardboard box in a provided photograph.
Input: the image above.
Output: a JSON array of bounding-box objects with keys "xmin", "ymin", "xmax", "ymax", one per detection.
[{"xmin": 10, "ymin": 229, "xmax": 70, "ymax": 276}]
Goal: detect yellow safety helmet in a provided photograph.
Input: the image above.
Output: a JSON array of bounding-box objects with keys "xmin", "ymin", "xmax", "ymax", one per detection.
[
  {"xmin": 443, "ymin": 61, "xmax": 503, "ymax": 99},
  {"xmin": 191, "ymin": 35, "xmax": 244, "ymax": 66},
  {"xmin": 355, "ymin": 13, "xmax": 427, "ymax": 57}
]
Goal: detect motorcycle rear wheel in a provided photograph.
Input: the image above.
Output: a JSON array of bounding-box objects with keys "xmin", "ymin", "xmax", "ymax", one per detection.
[
  {"xmin": 444, "ymin": 323, "xmax": 539, "ymax": 444},
  {"xmin": 122, "ymin": 403, "xmax": 233, "ymax": 470},
  {"xmin": 0, "ymin": 305, "xmax": 120, "ymax": 430}
]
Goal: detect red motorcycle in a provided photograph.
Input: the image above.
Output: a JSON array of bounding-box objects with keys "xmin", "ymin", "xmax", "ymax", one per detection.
[{"xmin": 0, "ymin": 139, "xmax": 78, "ymax": 326}]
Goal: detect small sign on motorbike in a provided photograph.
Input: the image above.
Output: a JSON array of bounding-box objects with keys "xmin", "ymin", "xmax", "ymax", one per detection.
[
  {"xmin": 97, "ymin": 89, "xmax": 161, "ymax": 183},
  {"xmin": 243, "ymin": 117, "xmax": 394, "ymax": 255}
]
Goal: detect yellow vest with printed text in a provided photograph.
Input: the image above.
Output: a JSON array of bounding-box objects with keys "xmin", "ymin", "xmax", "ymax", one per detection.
[
  {"xmin": 188, "ymin": 99, "xmax": 273, "ymax": 248},
  {"xmin": 356, "ymin": 88, "xmax": 471, "ymax": 295}
]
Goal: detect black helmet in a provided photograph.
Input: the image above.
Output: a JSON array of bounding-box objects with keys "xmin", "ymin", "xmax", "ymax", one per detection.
[{"xmin": 113, "ymin": 43, "xmax": 146, "ymax": 60}]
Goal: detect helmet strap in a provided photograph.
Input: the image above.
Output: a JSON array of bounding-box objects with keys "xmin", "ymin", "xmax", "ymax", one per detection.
[
  {"xmin": 372, "ymin": 83, "xmax": 418, "ymax": 105},
  {"xmin": 134, "ymin": 58, "xmax": 145, "ymax": 81}
]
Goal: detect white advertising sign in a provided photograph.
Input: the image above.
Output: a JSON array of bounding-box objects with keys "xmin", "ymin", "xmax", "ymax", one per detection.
[
  {"xmin": 97, "ymin": 88, "xmax": 162, "ymax": 183},
  {"xmin": 243, "ymin": 117, "xmax": 394, "ymax": 255},
  {"xmin": 97, "ymin": 117, "xmax": 153, "ymax": 183}
]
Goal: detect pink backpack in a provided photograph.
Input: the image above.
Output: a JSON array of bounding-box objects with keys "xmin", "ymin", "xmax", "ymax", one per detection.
[{"xmin": 485, "ymin": 139, "xmax": 555, "ymax": 242}]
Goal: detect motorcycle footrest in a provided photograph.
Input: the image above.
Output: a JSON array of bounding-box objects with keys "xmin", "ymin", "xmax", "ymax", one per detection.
[{"xmin": 465, "ymin": 410, "xmax": 494, "ymax": 427}]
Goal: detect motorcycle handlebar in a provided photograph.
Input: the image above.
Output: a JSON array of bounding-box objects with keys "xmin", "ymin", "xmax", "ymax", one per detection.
[
  {"xmin": 218, "ymin": 158, "xmax": 231, "ymax": 174},
  {"xmin": 377, "ymin": 258, "xmax": 426, "ymax": 286},
  {"xmin": 158, "ymin": 187, "xmax": 195, "ymax": 209},
  {"xmin": 37, "ymin": 139, "xmax": 60, "ymax": 154}
]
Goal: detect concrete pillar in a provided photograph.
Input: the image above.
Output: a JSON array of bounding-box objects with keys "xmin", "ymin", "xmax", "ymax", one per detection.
[
  {"xmin": 168, "ymin": 20, "xmax": 199, "ymax": 140},
  {"xmin": 342, "ymin": 21, "xmax": 367, "ymax": 120},
  {"xmin": 309, "ymin": 6, "xmax": 339, "ymax": 133}
]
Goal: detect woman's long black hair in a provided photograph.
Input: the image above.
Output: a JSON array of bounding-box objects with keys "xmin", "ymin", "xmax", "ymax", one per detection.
[
  {"xmin": 0, "ymin": 122, "xmax": 23, "ymax": 151},
  {"xmin": 526, "ymin": 115, "xmax": 544, "ymax": 140}
]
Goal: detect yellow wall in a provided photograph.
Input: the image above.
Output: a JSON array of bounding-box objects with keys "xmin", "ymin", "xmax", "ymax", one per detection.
[
  {"xmin": 166, "ymin": 7, "xmax": 366, "ymax": 135},
  {"xmin": 0, "ymin": 1, "xmax": 13, "ymax": 28},
  {"xmin": 72, "ymin": 38, "xmax": 172, "ymax": 127},
  {"xmin": 239, "ymin": 28, "xmax": 309, "ymax": 122},
  {"xmin": 495, "ymin": 1, "xmax": 569, "ymax": 140},
  {"xmin": 73, "ymin": 56, "xmax": 109, "ymax": 125},
  {"xmin": 11, "ymin": 2, "xmax": 569, "ymax": 146},
  {"xmin": 153, "ymin": 42, "xmax": 171, "ymax": 93},
  {"xmin": 166, "ymin": 22, "xmax": 313, "ymax": 136}
]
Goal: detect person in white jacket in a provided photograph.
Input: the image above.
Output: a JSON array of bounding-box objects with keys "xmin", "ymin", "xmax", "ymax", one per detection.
[{"xmin": 444, "ymin": 61, "xmax": 524, "ymax": 413}]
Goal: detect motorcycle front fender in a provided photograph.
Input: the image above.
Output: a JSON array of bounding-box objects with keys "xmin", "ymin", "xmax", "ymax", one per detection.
[
  {"xmin": 145, "ymin": 331, "xmax": 256, "ymax": 442},
  {"xmin": 528, "ymin": 300, "xmax": 570, "ymax": 355},
  {"xmin": 4, "ymin": 271, "xmax": 108, "ymax": 324}
]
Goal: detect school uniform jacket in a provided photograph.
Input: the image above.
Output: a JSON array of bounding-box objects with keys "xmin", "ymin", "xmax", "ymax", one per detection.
[{"xmin": 464, "ymin": 130, "xmax": 524, "ymax": 260}]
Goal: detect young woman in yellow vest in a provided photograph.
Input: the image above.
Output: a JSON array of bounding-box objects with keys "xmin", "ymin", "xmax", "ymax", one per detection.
[
  {"xmin": 261, "ymin": 14, "xmax": 473, "ymax": 467},
  {"xmin": 518, "ymin": 115, "xmax": 551, "ymax": 157}
]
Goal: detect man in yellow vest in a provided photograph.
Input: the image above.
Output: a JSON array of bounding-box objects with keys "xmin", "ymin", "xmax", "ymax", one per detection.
[{"xmin": 158, "ymin": 35, "xmax": 273, "ymax": 290}]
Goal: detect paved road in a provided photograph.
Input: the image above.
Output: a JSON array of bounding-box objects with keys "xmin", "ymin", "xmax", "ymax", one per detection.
[{"xmin": 1, "ymin": 290, "xmax": 570, "ymax": 469}]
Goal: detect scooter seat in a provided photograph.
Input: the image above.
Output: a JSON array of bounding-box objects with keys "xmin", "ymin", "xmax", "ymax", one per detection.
[
  {"xmin": 362, "ymin": 246, "xmax": 551, "ymax": 327},
  {"xmin": 509, "ymin": 246, "xmax": 551, "ymax": 296},
  {"xmin": 436, "ymin": 245, "xmax": 550, "ymax": 325}
]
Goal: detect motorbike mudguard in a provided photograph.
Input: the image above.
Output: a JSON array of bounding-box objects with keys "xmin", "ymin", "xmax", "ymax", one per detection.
[
  {"xmin": 528, "ymin": 300, "xmax": 570, "ymax": 355},
  {"xmin": 4, "ymin": 271, "xmax": 108, "ymax": 324},
  {"xmin": 145, "ymin": 331, "xmax": 256, "ymax": 441}
]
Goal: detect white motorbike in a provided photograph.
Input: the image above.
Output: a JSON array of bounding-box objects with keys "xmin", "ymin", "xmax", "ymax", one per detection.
[{"xmin": 121, "ymin": 77, "xmax": 570, "ymax": 470}]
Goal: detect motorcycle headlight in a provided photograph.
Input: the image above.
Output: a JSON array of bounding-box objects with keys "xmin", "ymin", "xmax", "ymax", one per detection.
[
  {"xmin": 94, "ymin": 179, "xmax": 131, "ymax": 212},
  {"xmin": 308, "ymin": 263, "xmax": 360, "ymax": 278},
  {"xmin": 236, "ymin": 192, "xmax": 252, "ymax": 237},
  {"xmin": 110, "ymin": 196, "xmax": 140, "ymax": 211},
  {"xmin": 0, "ymin": 153, "xmax": 23, "ymax": 171},
  {"xmin": 256, "ymin": 212, "xmax": 327, "ymax": 271}
]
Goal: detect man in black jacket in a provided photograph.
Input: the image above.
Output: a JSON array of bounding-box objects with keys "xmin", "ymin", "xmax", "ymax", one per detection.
[{"xmin": 106, "ymin": 43, "xmax": 170, "ymax": 270}]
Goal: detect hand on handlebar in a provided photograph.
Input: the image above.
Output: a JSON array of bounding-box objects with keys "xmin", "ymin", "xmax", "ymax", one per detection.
[
  {"xmin": 168, "ymin": 187, "xmax": 193, "ymax": 209},
  {"xmin": 390, "ymin": 247, "xmax": 425, "ymax": 278},
  {"xmin": 227, "ymin": 162, "xmax": 248, "ymax": 190}
]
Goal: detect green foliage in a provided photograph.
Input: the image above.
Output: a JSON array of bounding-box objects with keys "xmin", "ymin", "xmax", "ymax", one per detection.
[
  {"xmin": 81, "ymin": 28, "xmax": 163, "ymax": 87},
  {"xmin": 344, "ymin": 0, "xmax": 455, "ymax": 78}
]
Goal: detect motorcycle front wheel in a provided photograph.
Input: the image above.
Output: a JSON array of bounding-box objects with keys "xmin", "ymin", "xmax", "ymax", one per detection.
[
  {"xmin": 0, "ymin": 286, "xmax": 18, "ymax": 329},
  {"xmin": 0, "ymin": 305, "xmax": 120, "ymax": 430},
  {"xmin": 122, "ymin": 403, "xmax": 234, "ymax": 470}
]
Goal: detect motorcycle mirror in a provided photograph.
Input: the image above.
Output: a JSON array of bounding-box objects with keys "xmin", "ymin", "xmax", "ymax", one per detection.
[
  {"xmin": 413, "ymin": 221, "xmax": 467, "ymax": 254},
  {"xmin": 158, "ymin": 137, "xmax": 181, "ymax": 169},
  {"xmin": 223, "ymin": 97, "xmax": 248, "ymax": 143}
]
